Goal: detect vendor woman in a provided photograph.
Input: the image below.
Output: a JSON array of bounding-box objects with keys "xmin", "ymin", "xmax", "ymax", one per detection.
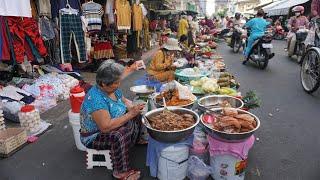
[
  {"xmin": 80, "ymin": 61, "xmax": 145, "ymax": 180},
  {"xmin": 147, "ymin": 38, "xmax": 182, "ymax": 82},
  {"xmin": 179, "ymin": 35, "xmax": 196, "ymax": 67}
]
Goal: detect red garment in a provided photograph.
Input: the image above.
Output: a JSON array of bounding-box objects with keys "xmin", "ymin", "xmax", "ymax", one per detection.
[
  {"xmin": 0, "ymin": 17, "xmax": 10, "ymax": 61},
  {"xmin": 150, "ymin": 20, "xmax": 158, "ymax": 31},
  {"xmin": 7, "ymin": 17, "xmax": 47, "ymax": 63}
]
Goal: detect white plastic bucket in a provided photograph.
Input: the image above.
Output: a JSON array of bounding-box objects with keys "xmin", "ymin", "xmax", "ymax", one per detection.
[
  {"xmin": 210, "ymin": 154, "xmax": 247, "ymax": 180},
  {"xmin": 68, "ymin": 110, "xmax": 86, "ymax": 151},
  {"xmin": 157, "ymin": 144, "xmax": 189, "ymax": 180}
]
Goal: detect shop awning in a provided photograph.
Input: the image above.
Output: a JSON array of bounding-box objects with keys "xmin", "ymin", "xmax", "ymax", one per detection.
[
  {"xmin": 262, "ymin": 0, "xmax": 286, "ymax": 11},
  {"xmin": 150, "ymin": 9, "xmax": 181, "ymax": 16},
  {"xmin": 265, "ymin": 0, "xmax": 310, "ymax": 16},
  {"xmin": 254, "ymin": 1, "xmax": 274, "ymax": 11}
]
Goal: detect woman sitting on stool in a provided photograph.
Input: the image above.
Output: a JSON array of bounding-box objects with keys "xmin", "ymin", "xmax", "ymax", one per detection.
[{"xmin": 80, "ymin": 61, "xmax": 145, "ymax": 180}]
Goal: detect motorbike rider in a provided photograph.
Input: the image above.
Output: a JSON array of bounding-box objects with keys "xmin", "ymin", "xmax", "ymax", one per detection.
[
  {"xmin": 230, "ymin": 13, "xmax": 246, "ymax": 47},
  {"xmin": 286, "ymin": 6, "xmax": 309, "ymax": 54},
  {"xmin": 243, "ymin": 9, "xmax": 272, "ymax": 60},
  {"xmin": 274, "ymin": 16, "xmax": 283, "ymax": 26}
]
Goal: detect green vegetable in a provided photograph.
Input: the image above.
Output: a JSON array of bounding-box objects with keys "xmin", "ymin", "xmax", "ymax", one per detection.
[{"xmin": 242, "ymin": 91, "xmax": 261, "ymax": 109}]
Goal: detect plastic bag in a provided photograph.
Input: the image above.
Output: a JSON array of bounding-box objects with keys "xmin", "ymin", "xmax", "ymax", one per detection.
[
  {"xmin": 187, "ymin": 156, "xmax": 211, "ymax": 180},
  {"xmin": 161, "ymin": 81, "xmax": 196, "ymax": 101}
]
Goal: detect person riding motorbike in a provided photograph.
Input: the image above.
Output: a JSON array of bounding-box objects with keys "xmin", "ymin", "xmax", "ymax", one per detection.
[
  {"xmin": 230, "ymin": 13, "xmax": 246, "ymax": 48},
  {"xmin": 274, "ymin": 16, "xmax": 286, "ymax": 39},
  {"xmin": 287, "ymin": 6, "xmax": 309, "ymax": 55},
  {"xmin": 243, "ymin": 9, "xmax": 272, "ymax": 59}
]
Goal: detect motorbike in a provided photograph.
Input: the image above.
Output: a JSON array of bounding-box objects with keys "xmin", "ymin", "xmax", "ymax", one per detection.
[
  {"xmin": 242, "ymin": 28, "xmax": 274, "ymax": 69},
  {"xmin": 288, "ymin": 27, "xmax": 308, "ymax": 64},
  {"xmin": 273, "ymin": 25, "xmax": 286, "ymax": 40},
  {"xmin": 229, "ymin": 25, "xmax": 245, "ymax": 53},
  {"xmin": 300, "ymin": 18, "xmax": 320, "ymax": 93}
]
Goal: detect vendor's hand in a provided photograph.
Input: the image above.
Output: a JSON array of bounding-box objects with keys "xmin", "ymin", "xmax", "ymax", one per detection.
[{"xmin": 128, "ymin": 104, "xmax": 145, "ymax": 117}]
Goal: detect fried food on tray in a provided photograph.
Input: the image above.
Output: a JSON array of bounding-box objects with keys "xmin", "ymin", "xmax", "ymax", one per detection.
[
  {"xmin": 156, "ymin": 89, "xmax": 193, "ymax": 106},
  {"xmin": 149, "ymin": 110, "xmax": 195, "ymax": 131}
]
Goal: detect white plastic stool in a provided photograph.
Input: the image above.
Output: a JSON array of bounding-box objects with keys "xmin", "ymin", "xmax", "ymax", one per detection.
[{"xmin": 86, "ymin": 149, "xmax": 113, "ymax": 169}]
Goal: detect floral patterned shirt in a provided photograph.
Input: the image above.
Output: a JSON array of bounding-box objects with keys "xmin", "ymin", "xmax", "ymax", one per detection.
[{"xmin": 80, "ymin": 85, "xmax": 127, "ymax": 146}]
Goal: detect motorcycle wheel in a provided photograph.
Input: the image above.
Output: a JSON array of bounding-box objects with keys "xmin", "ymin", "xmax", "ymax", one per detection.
[
  {"xmin": 300, "ymin": 48, "xmax": 320, "ymax": 94},
  {"xmin": 233, "ymin": 39, "xmax": 241, "ymax": 53},
  {"xmin": 297, "ymin": 44, "xmax": 306, "ymax": 64},
  {"xmin": 257, "ymin": 50, "xmax": 269, "ymax": 70}
]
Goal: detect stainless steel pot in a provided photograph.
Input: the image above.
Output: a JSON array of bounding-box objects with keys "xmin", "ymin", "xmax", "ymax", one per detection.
[
  {"xmin": 200, "ymin": 108, "xmax": 260, "ymax": 142},
  {"xmin": 198, "ymin": 95, "xmax": 244, "ymax": 112},
  {"xmin": 142, "ymin": 107, "xmax": 200, "ymax": 143}
]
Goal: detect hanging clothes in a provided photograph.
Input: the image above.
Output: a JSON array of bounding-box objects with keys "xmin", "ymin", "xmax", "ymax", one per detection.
[
  {"xmin": 105, "ymin": 0, "xmax": 115, "ymax": 25},
  {"xmin": 82, "ymin": 1, "xmax": 104, "ymax": 33},
  {"xmin": 59, "ymin": 11, "xmax": 86, "ymax": 64},
  {"xmin": 31, "ymin": 0, "xmax": 38, "ymax": 18},
  {"xmin": 127, "ymin": 31, "xmax": 138, "ymax": 53},
  {"xmin": 93, "ymin": 41, "xmax": 114, "ymax": 60},
  {"xmin": 7, "ymin": 17, "xmax": 48, "ymax": 63},
  {"xmin": 132, "ymin": 4, "xmax": 143, "ymax": 31},
  {"xmin": 143, "ymin": 18, "xmax": 151, "ymax": 50},
  {"xmin": 115, "ymin": 0, "xmax": 131, "ymax": 30},
  {"xmin": 39, "ymin": 16, "xmax": 55, "ymax": 41},
  {"xmin": 37, "ymin": 0, "xmax": 51, "ymax": 18},
  {"xmin": 0, "ymin": 16, "xmax": 10, "ymax": 61},
  {"xmin": 0, "ymin": 0, "xmax": 32, "ymax": 17},
  {"xmin": 51, "ymin": 0, "xmax": 81, "ymax": 18}
]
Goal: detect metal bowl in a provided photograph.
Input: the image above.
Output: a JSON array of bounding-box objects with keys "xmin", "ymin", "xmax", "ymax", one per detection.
[
  {"xmin": 197, "ymin": 95, "xmax": 244, "ymax": 112},
  {"xmin": 143, "ymin": 107, "xmax": 200, "ymax": 143},
  {"xmin": 153, "ymin": 93, "xmax": 196, "ymax": 109},
  {"xmin": 130, "ymin": 85, "xmax": 155, "ymax": 96},
  {"xmin": 200, "ymin": 108, "xmax": 260, "ymax": 142}
]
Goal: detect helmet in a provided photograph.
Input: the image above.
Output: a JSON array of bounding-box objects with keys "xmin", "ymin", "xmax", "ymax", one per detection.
[{"xmin": 292, "ymin": 6, "xmax": 304, "ymax": 13}]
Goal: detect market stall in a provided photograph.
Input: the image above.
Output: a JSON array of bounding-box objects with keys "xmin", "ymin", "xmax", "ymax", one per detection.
[
  {"xmin": 130, "ymin": 32, "xmax": 262, "ymax": 179},
  {"xmin": 0, "ymin": 0, "xmax": 154, "ymax": 157}
]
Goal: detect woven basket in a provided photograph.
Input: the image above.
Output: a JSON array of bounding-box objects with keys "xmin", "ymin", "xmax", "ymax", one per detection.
[{"xmin": 0, "ymin": 128, "xmax": 27, "ymax": 155}]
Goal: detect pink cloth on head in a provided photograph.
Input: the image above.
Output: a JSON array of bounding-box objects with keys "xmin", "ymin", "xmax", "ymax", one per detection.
[{"xmin": 208, "ymin": 135, "xmax": 255, "ymax": 160}]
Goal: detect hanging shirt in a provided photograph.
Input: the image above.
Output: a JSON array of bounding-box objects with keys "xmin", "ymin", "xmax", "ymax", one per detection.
[
  {"xmin": 115, "ymin": 0, "xmax": 131, "ymax": 30},
  {"xmin": 0, "ymin": 0, "xmax": 32, "ymax": 17},
  {"xmin": 37, "ymin": 0, "xmax": 52, "ymax": 18},
  {"xmin": 105, "ymin": 0, "xmax": 115, "ymax": 25},
  {"xmin": 82, "ymin": 1, "xmax": 104, "ymax": 33},
  {"xmin": 132, "ymin": 4, "xmax": 143, "ymax": 31}
]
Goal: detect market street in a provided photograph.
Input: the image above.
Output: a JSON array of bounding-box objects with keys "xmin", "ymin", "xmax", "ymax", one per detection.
[
  {"xmin": 1, "ymin": 40, "xmax": 320, "ymax": 180},
  {"xmin": 219, "ymin": 40, "xmax": 320, "ymax": 180}
]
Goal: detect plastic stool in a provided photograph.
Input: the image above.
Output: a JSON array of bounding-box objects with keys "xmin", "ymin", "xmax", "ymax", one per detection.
[{"xmin": 86, "ymin": 149, "xmax": 112, "ymax": 169}]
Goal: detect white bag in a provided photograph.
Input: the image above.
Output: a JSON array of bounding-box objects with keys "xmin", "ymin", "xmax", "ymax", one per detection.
[{"xmin": 157, "ymin": 145, "xmax": 189, "ymax": 180}]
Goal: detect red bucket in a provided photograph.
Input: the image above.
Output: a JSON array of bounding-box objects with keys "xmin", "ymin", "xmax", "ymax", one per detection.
[{"xmin": 70, "ymin": 86, "xmax": 85, "ymax": 113}]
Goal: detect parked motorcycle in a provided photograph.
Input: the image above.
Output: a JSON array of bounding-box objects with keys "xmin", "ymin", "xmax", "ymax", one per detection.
[
  {"xmin": 288, "ymin": 28, "xmax": 308, "ymax": 64},
  {"xmin": 273, "ymin": 25, "xmax": 286, "ymax": 40},
  {"xmin": 242, "ymin": 29, "xmax": 274, "ymax": 69}
]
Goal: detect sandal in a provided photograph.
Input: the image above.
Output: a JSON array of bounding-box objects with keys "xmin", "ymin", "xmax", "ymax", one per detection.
[{"xmin": 113, "ymin": 170, "xmax": 141, "ymax": 180}]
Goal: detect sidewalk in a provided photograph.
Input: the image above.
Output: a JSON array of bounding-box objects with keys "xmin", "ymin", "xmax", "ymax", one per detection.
[{"xmin": 0, "ymin": 48, "xmax": 159, "ymax": 180}]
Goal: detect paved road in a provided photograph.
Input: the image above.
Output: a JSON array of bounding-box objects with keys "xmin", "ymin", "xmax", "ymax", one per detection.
[
  {"xmin": 1, "ymin": 41, "xmax": 320, "ymax": 180},
  {"xmin": 220, "ymin": 40, "xmax": 320, "ymax": 180}
]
